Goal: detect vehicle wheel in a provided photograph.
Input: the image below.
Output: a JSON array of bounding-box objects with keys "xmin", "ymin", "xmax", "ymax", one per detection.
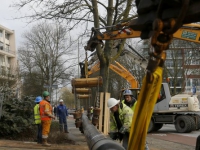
[
  {"xmin": 148, "ymin": 119, "xmax": 155, "ymax": 133},
  {"xmin": 186, "ymin": 115, "xmax": 196, "ymax": 132},
  {"xmin": 154, "ymin": 123, "xmax": 163, "ymax": 131},
  {"xmin": 195, "ymin": 115, "xmax": 200, "ymax": 130},
  {"xmin": 175, "ymin": 115, "xmax": 191, "ymax": 133}
]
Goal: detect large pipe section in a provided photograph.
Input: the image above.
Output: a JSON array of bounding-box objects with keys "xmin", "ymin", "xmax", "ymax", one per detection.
[
  {"xmin": 72, "ymin": 88, "xmax": 91, "ymax": 94},
  {"xmin": 82, "ymin": 114, "xmax": 125, "ymax": 150},
  {"xmin": 71, "ymin": 77, "xmax": 103, "ymax": 88},
  {"xmin": 77, "ymin": 94, "xmax": 91, "ymax": 99}
]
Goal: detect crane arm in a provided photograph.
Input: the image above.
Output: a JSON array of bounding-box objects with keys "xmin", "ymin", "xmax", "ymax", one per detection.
[
  {"xmin": 87, "ymin": 61, "xmax": 138, "ymax": 88},
  {"xmin": 109, "ymin": 61, "xmax": 138, "ymax": 88},
  {"xmin": 85, "ymin": 23, "xmax": 200, "ymax": 52}
]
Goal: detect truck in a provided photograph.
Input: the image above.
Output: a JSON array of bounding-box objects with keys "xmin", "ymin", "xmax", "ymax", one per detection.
[{"xmin": 120, "ymin": 48, "xmax": 200, "ymax": 133}]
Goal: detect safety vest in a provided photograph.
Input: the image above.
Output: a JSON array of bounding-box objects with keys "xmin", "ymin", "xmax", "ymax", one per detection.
[
  {"xmin": 110, "ymin": 103, "xmax": 133, "ymax": 132},
  {"xmin": 39, "ymin": 100, "xmax": 52, "ymax": 121},
  {"xmin": 34, "ymin": 104, "xmax": 41, "ymax": 124},
  {"xmin": 122, "ymin": 100, "xmax": 137, "ymax": 112}
]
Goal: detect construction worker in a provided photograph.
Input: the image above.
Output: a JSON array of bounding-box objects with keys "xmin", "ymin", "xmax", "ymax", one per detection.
[
  {"xmin": 53, "ymin": 105, "xmax": 57, "ymax": 120},
  {"xmin": 192, "ymin": 85, "xmax": 197, "ymax": 95},
  {"xmin": 39, "ymin": 91, "xmax": 55, "ymax": 146},
  {"xmin": 122, "ymin": 89, "xmax": 137, "ymax": 111},
  {"xmin": 57, "ymin": 99, "xmax": 69, "ymax": 133},
  {"xmin": 122, "ymin": 89, "xmax": 149, "ymax": 150},
  {"xmin": 34, "ymin": 96, "xmax": 42, "ymax": 144},
  {"xmin": 107, "ymin": 98, "xmax": 133, "ymax": 150},
  {"xmin": 90, "ymin": 106, "xmax": 93, "ymax": 120}
]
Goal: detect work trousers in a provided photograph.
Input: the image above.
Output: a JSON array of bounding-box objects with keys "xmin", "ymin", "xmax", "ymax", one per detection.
[
  {"xmin": 59, "ymin": 117, "xmax": 68, "ymax": 132},
  {"xmin": 122, "ymin": 132, "xmax": 129, "ymax": 149},
  {"xmin": 36, "ymin": 124, "xmax": 42, "ymax": 143},
  {"xmin": 41, "ymin": 120, "xmax": 51, "ymax": 138}
]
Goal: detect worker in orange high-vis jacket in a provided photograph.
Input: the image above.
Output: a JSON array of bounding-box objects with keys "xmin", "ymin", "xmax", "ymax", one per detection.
[{"xmin": 39, "ymin": 91, "xmax": 55, "ymax": 146}]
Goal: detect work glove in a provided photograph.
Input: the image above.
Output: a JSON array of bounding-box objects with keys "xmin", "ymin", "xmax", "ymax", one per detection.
[
  {"xmin": 108, "ymin": 132, "xmax": 118, "ymax": 140},
  {"xmin": 119, "ymin": 126, "xmax": 127, "ymax": 134}
]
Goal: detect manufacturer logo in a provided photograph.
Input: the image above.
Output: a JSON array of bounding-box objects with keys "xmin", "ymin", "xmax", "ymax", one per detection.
[
  {"xmin": 169, "ymin": 104, "xmax": 188, "ymax": 107},
  {"xmin": 181, "ymin": 30, "xmax": 197, "ymax": 40}
]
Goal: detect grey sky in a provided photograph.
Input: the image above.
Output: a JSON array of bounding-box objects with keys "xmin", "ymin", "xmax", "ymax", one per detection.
[{"xmin": 0, "ymin": 1, "xmax": 31, "ymax": 48}]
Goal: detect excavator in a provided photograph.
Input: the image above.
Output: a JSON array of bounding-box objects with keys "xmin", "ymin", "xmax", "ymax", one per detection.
[
  {"xmin": 84, "ymin": 1, "xmax": 200, "ymax": 149},
  {"xmin": 86, "ymin": 60, "xmax": 139, "ymax": 88},
  {"xmin": 82, "ymin": 47, "xmax": 200, "ymax": 134}
]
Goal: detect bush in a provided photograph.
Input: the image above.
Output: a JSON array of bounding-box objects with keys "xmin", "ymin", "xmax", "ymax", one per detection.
[{"xmin": 0, "ymin": 96, "xmax": 36, "ymax": 139}]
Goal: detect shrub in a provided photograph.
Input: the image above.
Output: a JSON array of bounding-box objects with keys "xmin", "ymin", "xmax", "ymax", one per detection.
[{"xmin": 0, "ymin": 96, "xmax": 35, "ymax": 139}]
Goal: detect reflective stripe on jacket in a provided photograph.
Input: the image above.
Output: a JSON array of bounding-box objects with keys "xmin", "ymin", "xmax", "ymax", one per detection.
[
  {"xmin": 110, "ymin": 103, "xmax": 133, "ymax": 132},
  {"xmin": 122, "ymin": 100, "xmax": 137, "ymax": 112},
  {"xmin": 34, "ymin": 104, "xmax": 41, "ymax": 124},
  {"xmin": 39, "ymin": 100, "xmax": 52, "ymax": 121}
]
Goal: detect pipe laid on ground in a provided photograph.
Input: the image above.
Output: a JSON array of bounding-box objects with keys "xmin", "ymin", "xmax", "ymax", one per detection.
[{"xmin": 82, "ymin": 114, "xmax": 125, "ymax": 150}]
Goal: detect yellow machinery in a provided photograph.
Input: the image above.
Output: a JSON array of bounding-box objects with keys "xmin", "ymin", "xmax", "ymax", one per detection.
[
  {"xmin": 87, "ymin": 60, "xmax": 139, "ymax": 88},
  {"xmin": 85, "ymin": 22, "xmax": 200, "ymax": 52},
  {"xmin": 84, "ymin": 15, "xmax": 200, "ymax": 150},
  {"xmin": 83, "ymin": 1, "xmax": 200, "ymax": 148}
]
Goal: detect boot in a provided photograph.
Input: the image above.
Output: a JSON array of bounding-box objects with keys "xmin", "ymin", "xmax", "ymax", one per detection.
[
  {"xmin": 42, "ymin": 138, "xmax": 51, "ymax": 147},
  {"xmin": 64, "ymin": 130, "xmax": 69, "ymax": 133}
]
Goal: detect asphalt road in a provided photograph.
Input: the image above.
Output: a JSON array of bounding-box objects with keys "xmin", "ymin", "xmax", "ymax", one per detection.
[
  {"xmin": 160, "ymin": 124, "xmax": 200, "ymax": 138},
  {"xmin": 147, "ymin": 124, "xmax": 199, "ymax": 147}
]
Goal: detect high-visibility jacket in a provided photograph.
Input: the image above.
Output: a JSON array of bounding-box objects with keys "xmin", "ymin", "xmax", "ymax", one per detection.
[
  {"xmin": 122, "ymin": 99, "xmax": 137, "ymax": 112},
  {"xmin": 39, "ymin": 100, "xmax": 53, "ymax": 121},
  {"xmin": 34, "ymin": 104, "xmax": 41, "ymax": 124},
  {"xmin": 110, "ymin": 103, "xmax": 133, "ymax": 133}
]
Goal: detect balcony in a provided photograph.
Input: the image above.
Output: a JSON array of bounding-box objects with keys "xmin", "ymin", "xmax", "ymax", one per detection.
[
  {"xmin": 0, "ymin": 48, "xmax": 15, "ymax": 57},
  {"xmin": 0, "ymin": 70, "xmax": 15, "ymax": 80}
]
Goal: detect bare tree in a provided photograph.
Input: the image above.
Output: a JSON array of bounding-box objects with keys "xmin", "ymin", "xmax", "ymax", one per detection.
[
  {"xmin": 60, "ymin": 87, "xmax": 75, "ymax": 109},
  {"xmin": 18, "ymin": 22, "xmax": 76, "ymax": 96},
  {"xmin": 13, "ymin": 0, "xmax": 137, "ymax": 94}
]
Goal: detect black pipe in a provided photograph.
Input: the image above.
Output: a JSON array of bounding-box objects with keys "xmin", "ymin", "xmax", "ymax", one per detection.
[{"xmin": 82, "ymin": 114, "xmax": 125, "ymax": 150}]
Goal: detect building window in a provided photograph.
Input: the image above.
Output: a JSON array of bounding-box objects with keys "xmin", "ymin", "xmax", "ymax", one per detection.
[
  {"xmin": 5, "ymin": 33, "xmax": 9, "ymax": 40},
  {"xmin": 0, "ymin": 42, "xmax": 3, "ymax": 50},
  {"xmin": 5, "ymin": 44, "xmax": 9, "ymax": 52},
  {"xmin": 0, "ymin": 30, "xmax": 2, "ymax": 37}
]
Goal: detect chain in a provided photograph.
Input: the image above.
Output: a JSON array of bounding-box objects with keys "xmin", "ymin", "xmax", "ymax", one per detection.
[
  {"xmin": 85, "ymin": 50, "xmax": 88, "ymax": 78},
  {"xmin": 146, "ymin": 0, "xmax": 189, "ymax": 83}
]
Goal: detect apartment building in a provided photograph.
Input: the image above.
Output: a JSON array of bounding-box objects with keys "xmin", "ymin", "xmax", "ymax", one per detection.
[
  {"xmin": 140, "ymin": 40, "xmax": 200, "ymax": 94},
  {"xmin": 0, "ymin": 24, "xmax": 18, "ymax": 90}
]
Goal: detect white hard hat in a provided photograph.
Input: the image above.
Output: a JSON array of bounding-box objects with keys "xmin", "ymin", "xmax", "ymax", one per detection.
[
  {"xmin": 59, "ymin": 99, "xmax": 63, "ymax": 102},
  {"xmin": 107, "ymin": 98, "xmax": 120, "ymax": 109}
]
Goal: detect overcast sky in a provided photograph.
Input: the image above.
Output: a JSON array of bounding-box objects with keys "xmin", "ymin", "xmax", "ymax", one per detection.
[{"xmin": 0, "ymin": 1, "xmax": 32, "ymax": 48}]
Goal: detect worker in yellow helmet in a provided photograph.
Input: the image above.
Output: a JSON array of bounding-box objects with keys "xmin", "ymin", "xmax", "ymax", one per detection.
[{"xmin": 107, "ymin": 98, "xmax": 133, "ymax": 149}]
